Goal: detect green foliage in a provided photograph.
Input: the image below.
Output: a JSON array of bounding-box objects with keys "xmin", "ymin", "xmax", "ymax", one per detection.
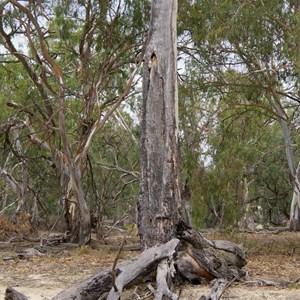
[
  {"xmin": 178, "ymin": 0, "xmax": 300, "ymax": 228},
  {"xmin": 1, "ymin": 0, "xmax": 300, "ymax": 231},
  {"xmin": 86, "ymin": 109, "xmax": 140, "ymax": 221},
  {"xmin": 0, "ymin": 0, "xmax": 144, "ymax": 224}
]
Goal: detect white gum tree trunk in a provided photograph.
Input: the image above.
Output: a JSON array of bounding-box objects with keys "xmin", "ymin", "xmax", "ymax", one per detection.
[{"xmin": 271, "ymin": 93, "xmax": 300, "ymax": 230}]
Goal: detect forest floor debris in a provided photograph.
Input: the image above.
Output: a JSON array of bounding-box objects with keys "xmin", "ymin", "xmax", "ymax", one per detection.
[{"xmin": 0, "ymin": 230, "xmax": 300, "ymax": 299}]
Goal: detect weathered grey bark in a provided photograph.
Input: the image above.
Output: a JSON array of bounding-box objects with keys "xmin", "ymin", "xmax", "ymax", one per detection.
[
  {"xmin": 50, "ymin": 269, "xmax": 115, "ymax": 300},
  {"xmin": 5, "ymin": 287, "xmax": 29, "ymax": 300},
  {"xmin": 5, "ymin": 239, "xmax": 180, "ymax": 300},
  {"xmin": 106, "ymin": 239, "xmax": 179, "ymax": 300},
  {"xmin": 138, "ymin": 0, "xmax": 190, "ymax": 249},
  {"xmin": 154, "ymin": 259, "xmax": 178, "ymax": 300},
  {"xmin": 199, "ymin": 279, "xmax": 229, "ymax": 300},
  {"xmin": 176, "ymin": 227, "xmax": 247, "ymax": 282}
]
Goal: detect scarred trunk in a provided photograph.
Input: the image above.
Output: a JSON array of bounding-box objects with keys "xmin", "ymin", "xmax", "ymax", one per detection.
[{"xmin": 138, "ymin": 0, "xmax": 190, "ymax": 249}]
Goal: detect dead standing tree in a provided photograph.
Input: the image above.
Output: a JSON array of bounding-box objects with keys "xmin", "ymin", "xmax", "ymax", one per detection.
[
  {"xmin": 106, "ymin": 0, "xmax": 247, "ymax": 296},
  {"xmin": 138, "ymin": 0, "xmax": 190, "ymax": 248},
  {"xmin": 5, "ymin": 0, "xmax": 247, "ymax": 299}
]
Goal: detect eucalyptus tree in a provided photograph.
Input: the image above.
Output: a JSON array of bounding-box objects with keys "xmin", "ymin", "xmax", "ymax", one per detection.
[
  {"xmin": 139, "ymin": 0, "xmax": 190, "ymax": 248},
  {"xmin": 178, "ymin": 0, "xmax": 300, "ymax": 229},
  {"xmin": 178, "ymin": 60, "xmax": 291, "ymax": 228},
  {"xmin": 0, "ymin": 0, "xmax": 148, "ymax": 244},
  {"xmin": 0, "ymin": 63, "xmax": 63, "ymax": 222}
]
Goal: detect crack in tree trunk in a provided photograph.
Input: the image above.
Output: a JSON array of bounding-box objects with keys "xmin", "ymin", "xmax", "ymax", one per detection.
[{"xmin": 138, "ymin": 0, "xmax": 190, "ymax": 249}]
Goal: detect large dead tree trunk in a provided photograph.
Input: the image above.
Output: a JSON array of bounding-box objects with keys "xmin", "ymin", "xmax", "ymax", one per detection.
[{"xmin": 138, "ymin": 0, "xmax": 190, "ymax": 249}]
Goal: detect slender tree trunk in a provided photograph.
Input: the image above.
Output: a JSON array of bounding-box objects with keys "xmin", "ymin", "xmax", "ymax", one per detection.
[
  {"xmin": 271, "ymin": 92, "xmax": 300, "ymax": 230},
  {"xmin": 138, "ymin": 0, "xmax": 190, "ymax": 249},
  {"xmin": 238, "ymin": 178, "xmax": 256, "ymax": 231},
  {"xmin": 289, "ymin": 163, "xmax": 300, "ymax": 231},
  {"xmin": 12, "ymin": 126, "xmax": 29, "ymax": 214},
  {"xmin": 289, "ymin": 0, "xmax": 300, "ymax": 230},
  {"xmin": 26, "ymin": 126, "xmax": 91, "ymax": 245}
]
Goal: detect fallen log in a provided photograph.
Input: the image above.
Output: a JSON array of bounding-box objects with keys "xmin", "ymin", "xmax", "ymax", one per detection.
[
  {"xmin": 175, "ymin": 226, "xmax": 247, "ymax": 284},
  {"xmin": 53, "ymin": 238, "xmax": 180, "ymax": 300},
  {"xmin": 106, "ymin": 239, "xmax": 179, "ymax": 300},
  {"xmin": 5, "ymin": 228, "xmax": 247, "ymax": 300},
  {"xmin": 5, "ymin": 287, "xmax": 29, "ymax": 300}
]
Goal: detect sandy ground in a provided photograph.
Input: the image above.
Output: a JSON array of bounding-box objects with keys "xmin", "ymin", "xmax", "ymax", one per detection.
[
  {"xmin": 179, "ymin": 285, "xmax": 300, "ymax": 300},
  {"xmin": 2, "ymin": 284, "xmax": 300, "ymax": 300},
  {"xmin": 0, "ymin": 286, "xmax": 63, "ymax": 300}
]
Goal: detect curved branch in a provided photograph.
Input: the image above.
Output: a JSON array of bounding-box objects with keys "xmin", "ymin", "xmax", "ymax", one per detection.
[{"xmin": 0, "ymin": 3, "xmax": 52, "ymax": 119}]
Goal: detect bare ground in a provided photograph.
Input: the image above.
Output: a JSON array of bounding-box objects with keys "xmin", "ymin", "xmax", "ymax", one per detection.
[{"xmin": 1, "ymin": 231, "xmax": 300, "ymax": 299}]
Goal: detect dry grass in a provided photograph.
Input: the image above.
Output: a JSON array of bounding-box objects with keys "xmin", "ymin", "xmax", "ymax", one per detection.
[
  {"xmin": 204, "ymin": 231, "xmax": 300, "ymax": 288},
  {"xmin": 205, "ymin": 231, "xmax": 300, "ymax": 256},
  {"xmin": 0, "ymin": 214, "xmax": 32, "ymax": 240}
]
